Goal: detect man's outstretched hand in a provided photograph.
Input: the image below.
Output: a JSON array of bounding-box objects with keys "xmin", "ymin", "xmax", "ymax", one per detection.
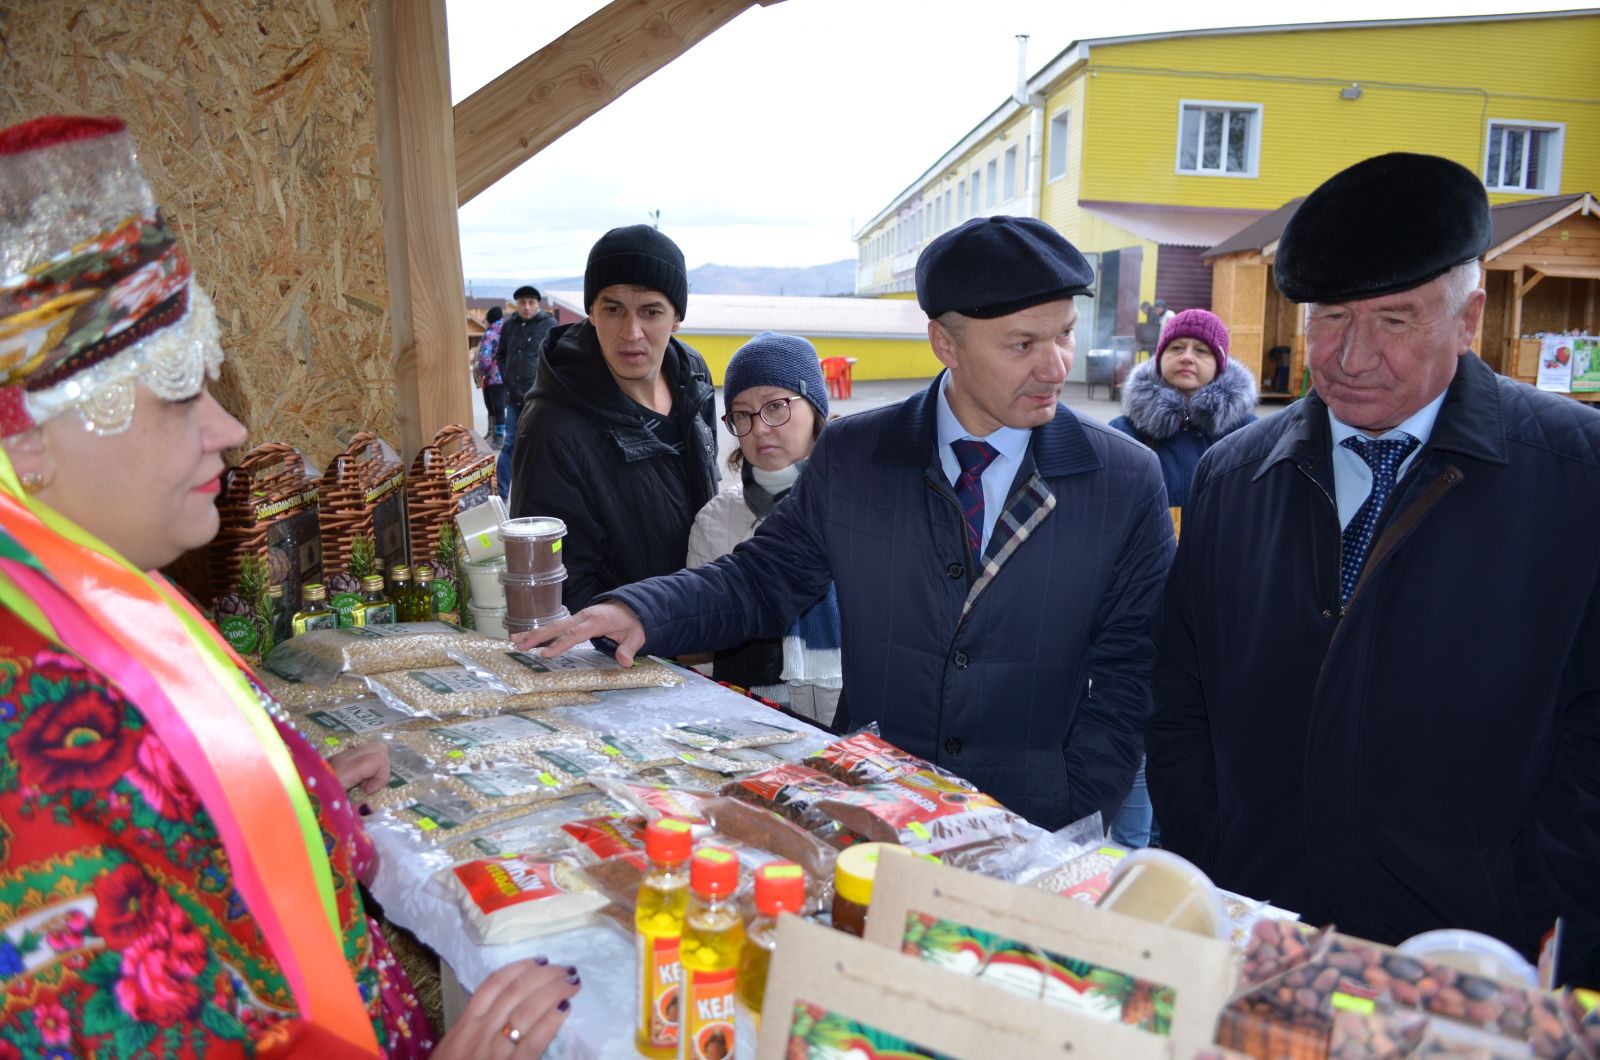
[{"xmin": 509, "ymin": 601, "xmax": 646, "ymax": 666}]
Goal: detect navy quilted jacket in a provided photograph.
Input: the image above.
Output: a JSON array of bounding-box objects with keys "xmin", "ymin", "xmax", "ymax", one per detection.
[
  {"xmin": 605, "ymin": 375, "xmax": 1175, "ymax": 829},
  {"xmin": 1149, "ymin": 354, "xmax": 1600, "ymax": 984}
]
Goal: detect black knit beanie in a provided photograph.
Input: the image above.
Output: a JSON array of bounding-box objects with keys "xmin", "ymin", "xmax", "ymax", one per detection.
[{"xmin": 583, "ymin": 225, "xmax": 689, "ymax": 320}]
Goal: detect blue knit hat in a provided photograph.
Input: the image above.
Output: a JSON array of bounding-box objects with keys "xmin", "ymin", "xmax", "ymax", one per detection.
[{"xmin": 723, "ymin": 331, "xmax": 829, "ymax": 421}]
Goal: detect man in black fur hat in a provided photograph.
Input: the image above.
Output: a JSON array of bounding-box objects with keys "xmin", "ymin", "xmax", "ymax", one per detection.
[{"xmin": 1148, "ymin": 153, "xmax": 1600, "ymax": 987}]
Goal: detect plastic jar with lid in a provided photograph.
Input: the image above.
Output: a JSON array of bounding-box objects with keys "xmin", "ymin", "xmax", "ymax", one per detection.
[{"xmin": 831, "ymin": 842, "xmax": 915, "ymax": 937}]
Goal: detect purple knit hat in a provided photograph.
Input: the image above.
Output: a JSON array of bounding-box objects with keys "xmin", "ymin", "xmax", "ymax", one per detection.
[{"xmin": 1156, "ymin": 309, "xmax": 1229, "ymax": 373}]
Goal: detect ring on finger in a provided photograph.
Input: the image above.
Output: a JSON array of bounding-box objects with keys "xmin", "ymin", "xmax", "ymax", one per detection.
[{"xmin": 502, "ymin": 1023, "xmax": 523, "ymax": 1045}]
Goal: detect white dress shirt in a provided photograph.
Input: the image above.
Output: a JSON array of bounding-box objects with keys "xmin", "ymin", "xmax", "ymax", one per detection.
[
  {"xmin": 1327, "ymin": 387, "xmax": 1448, "ymax": 530},
  {"xmin": 934, "ymin": 372, "xmax": 1034, "ymax": 556}
]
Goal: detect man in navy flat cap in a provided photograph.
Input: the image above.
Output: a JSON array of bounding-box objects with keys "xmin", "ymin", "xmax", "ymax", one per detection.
[
  {"xmin": 518, "ymin": 216, "xmax": 1175, "ymax": 831},
  {"xmin": 1149, "ymin": 153, "xmax": 1600, "ymax": 986}
]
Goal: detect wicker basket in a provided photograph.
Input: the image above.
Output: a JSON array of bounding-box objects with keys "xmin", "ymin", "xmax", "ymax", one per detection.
[
  {"xmin": 405, "ymin": 425, "xmax": 497, "ymax": 562},
  {"xmin": 204, "ymin": 443, "xmax": 324, "ymax": 614},
  {"xmin": 318, "ymin": 431, "xmax": 409, "ymax": 578}
]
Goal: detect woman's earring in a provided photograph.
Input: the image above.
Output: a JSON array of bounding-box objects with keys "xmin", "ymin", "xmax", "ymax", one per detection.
[{"xmin": 20, "ymin": 471, "xmax": 45, "ymax": 494}]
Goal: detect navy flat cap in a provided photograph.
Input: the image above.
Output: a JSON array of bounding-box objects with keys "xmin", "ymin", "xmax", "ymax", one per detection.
[
  {"xmin": 916, "ymin": 215, "xmax": 1095, "ymax": 319},
  {"xmin": 1274, "ymin": 153, "xmax": 1490, "ymax": 304}
]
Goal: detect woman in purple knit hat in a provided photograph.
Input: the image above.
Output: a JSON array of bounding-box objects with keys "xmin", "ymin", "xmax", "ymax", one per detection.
[{"xmin": 1108, "ymin": 307, "xmax": 1257, "ymax": 848}]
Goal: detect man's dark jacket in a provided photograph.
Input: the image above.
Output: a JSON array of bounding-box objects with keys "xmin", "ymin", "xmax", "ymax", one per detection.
[
  {"xmin": 497, "ymin": 309, "xmax": 556, "ymax": 403},
  {"xmin": 606, "ymin": 375, "xmax": 1175, "ymax": 829},
  {"xmin": 509, "ymin": 321, "xmax": 719, "ymax": 611},
  {"xmin": 1148, "ymin": 354, "xmax": 1600, "ymax": 983}
]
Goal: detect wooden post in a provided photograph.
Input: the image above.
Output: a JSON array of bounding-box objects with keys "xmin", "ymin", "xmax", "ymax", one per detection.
[
  {"xmin": 454, "ymin": 0, "xmax": 787, "ymax": 205},
  {"xmin": 374, "ymin": 0, "xmax": 472, "ymax": 458},
  {"xmin": 1509, "ymin": 265, "xmax": 1525, "ymax": 367}
]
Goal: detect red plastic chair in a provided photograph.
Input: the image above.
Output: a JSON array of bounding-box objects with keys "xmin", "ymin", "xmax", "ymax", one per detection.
[{"xmin": 821, "ymin": 356, "xmax": 852, "ymax": 399}]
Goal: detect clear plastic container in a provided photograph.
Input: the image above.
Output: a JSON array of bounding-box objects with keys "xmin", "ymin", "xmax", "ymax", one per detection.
[
  {"xmin": 462, "ymin": 556, "xmax": 507, "ymax": 607},
  {"xmin": 504, "ymin": 608, "xmax": 571, "ymax": 637},
  {"xmin": 1096, "ymin": 847, "xmax": 1230, "ymax": 940},
  {"xmin": 467, "ymin": 604, "xmax": 507, "ymax": 639},
  {"xmin": 1397, "ymin": 929, "xmax": 1539, "ymax": 986},
  {"xmin": 454, "ymin": 496, "xmax": 509, "ymax": 562},
  {"xmin": 500, "ymin": 568, "xmax": 568, "ymax": 623},
  {"xmin": 501, "ymin": 517, "xmax": 566, "ymax": 576}
]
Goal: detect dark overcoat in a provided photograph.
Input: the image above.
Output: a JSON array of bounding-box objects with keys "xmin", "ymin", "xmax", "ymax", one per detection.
[
  {"xmin": 1148, "ymin": 354, "xmax": 1600, "ymax": 981},
  {"xmin": 608, "ymin": 374, "xmax": 1175, "ymax": 829}
]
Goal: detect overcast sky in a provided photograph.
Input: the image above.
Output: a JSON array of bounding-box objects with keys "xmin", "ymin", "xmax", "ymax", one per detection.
[{"xmin": 446, "ymin": 0, "xmax": 1568, "ymax": 280}]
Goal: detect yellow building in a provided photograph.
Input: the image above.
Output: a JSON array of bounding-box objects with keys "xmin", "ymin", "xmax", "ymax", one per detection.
[
  {"xmin": 546, "ymin": 291, "xmax": 936, "ymax": 385},
  {"xmin": 854, "ymin": 11, "xmax": 1600, "ymax": 382}
]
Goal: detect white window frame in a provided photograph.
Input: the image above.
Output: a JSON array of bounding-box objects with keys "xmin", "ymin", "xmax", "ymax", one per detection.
[
  {"xmin": 1023, "ymin": 135, "xmax": 1033, "ymax": 193},
  {"xmin": 1003, "ymin": 146, "xmax": 1019, "ymax": 201},
  {"xmin": 957, "ymin": 180, "xmax": 967, "ymax": 221},
  {"xmin": 1174, "ymin": 99, "xmax": 1262, "ymax": 179},
  {"xmin": 1048, "ymin": 109, "xmax": 1071, "ymax": 182},
  {"xmin": 985, "ymin": 159, "xmax": 998, "ymax": 206},
  {"xmin": 1484, "ymin": 120, "xmax": 1564, "ymax": 194},
  {"xmin": 970, "ymin": 170, "xmax": 982, "ymax": 215}
]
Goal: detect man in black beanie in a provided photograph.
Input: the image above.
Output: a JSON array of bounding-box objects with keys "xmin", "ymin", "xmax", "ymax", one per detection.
[
  {"xmin": 1149, "ymin": 153, "xmax": 1600, "ymax": 987},
  {"xmin": 509, "ymin": 226, "xmax": 718, "ymax": 610},
  {"xmin": 494, "ymin": 285, "xmax": 556, "ymax": 493},
  {"xmin": 518, "ymin": 216, "xmax": 1175, "ymax": 834}
]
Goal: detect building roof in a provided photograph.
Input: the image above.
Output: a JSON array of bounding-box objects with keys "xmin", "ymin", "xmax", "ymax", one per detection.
[
  {"xmin": 1202, "ymin": 198, "xmax": 1304, "ymax": 258},
  {"xmin": 546, "ymin": 291, "xmax": 930, "ymax": 339},
  {"xmin": 1080, "ymin": 202, "xmax": 1270, "ymax": 248}
]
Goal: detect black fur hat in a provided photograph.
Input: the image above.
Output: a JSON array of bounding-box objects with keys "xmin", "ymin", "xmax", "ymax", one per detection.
[{"xmin": 1274, "ymin": 153, "xmax": 1490, "ymax": 304}]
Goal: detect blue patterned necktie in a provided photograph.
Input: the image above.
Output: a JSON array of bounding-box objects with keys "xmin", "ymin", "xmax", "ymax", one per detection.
[
  {"xmin": 1338, "ymin": 433, "xmax": 1419, "ymax": 602},
  {"xmin": 950, "ymin": 438, "xmax": 999, "ymax": 559}
]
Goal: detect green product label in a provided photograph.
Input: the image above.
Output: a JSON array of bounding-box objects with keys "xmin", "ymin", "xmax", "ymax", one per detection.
[
  {"xmin": 785, "ymin": 1001, "xmax": 956, "ymax": 1059},
  {"xmin": 406, "ymin": 801, "xmax": 461, "ymax": 829},
  {"xmin": 360, "ymin": 602, "xmax": 396, "ymax": 625},
  {"xmin": 293, "ymin": 612, "xmax": 338, "ymax": 635},
  {"xmin": 331, "ymin": 591, "xmax": 363, "ymax": 627},
  {"xmin": 431, "ymin": 579, "xmax": 457, "ymax": 613},
  {"xmin": 218, "ymin": 615, "xmax": 260, "ymax": 654}
]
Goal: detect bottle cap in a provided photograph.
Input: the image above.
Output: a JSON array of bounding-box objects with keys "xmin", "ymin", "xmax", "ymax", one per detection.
[
  {"xmin": 834, "ymin": 842, "xmax": 914, "ymax": 908},
  {"xmin": 415, "ymin": 564, "xmax": 434, "ymax": 581},
  {"xmin": 754, "ymin": 862, "xmax": 806, "ymax": 916},
  {"xmin": 690, "ymin": 846, "xmax": 739, "ymax": 898},
  {"xmin": 645, "ymin": 817, "xmax": 693, "ymax": 865},
  {"xmin": 361, "ymin": 575, "xmax": 386, "ymax": 592},
  {"xmin": 268, "ymin": 583, "xmax": 284, "ymax": 598},
  {"xmin": 301, "ymin": 583, "xmax": 327, "ymax": 603},
  {"xmin": 390, "ymin": 564, "xmax": 411, "ymax": 579}
]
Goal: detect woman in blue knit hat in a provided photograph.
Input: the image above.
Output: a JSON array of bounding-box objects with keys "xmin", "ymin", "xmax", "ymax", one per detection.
[
  {"xmin": 686, "ymin": 332, "xmax": 842, "ymax": 725},
  {"xmin": 1108, "ymin": 306, "xmax": 1256, "ymax": 848}
]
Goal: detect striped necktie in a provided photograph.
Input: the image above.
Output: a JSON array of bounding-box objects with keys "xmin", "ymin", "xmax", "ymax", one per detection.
[
  {"xmin": 951, "ymin": 438, "xmax": 999, "ymax": 559},
  {"xmin": 1339, "ymin": 433, "xmax": 1419, "ymax": 602}
]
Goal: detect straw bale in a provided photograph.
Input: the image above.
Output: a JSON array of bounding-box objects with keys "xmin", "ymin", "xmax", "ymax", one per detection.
[{"xmin": 0, "ymin": 1, "xmax": 397, "ymax": 469}]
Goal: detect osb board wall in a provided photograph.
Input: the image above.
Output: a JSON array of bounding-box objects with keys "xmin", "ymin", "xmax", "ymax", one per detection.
[{"xmin": 0, "ymin": 0, "xmax": 398, "ymax": 470}]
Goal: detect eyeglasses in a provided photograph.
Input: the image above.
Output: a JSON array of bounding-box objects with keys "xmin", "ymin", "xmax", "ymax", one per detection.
[{"xmin": 722, "ymin": 396, "xmax": 798, "ymax": 437}]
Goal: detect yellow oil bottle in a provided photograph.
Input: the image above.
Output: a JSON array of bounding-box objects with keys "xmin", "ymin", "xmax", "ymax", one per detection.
[
  {"xmin": 678, "ymin": 847, "xmax": 744, "ymax": 1060},
  {"xmin": 635, "ymin": 817, "xmax": 691, "ymax": 1058}
]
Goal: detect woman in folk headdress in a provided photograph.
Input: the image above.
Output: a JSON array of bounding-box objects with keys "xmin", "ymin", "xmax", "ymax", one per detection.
[{"xmin": 0, "ymin": 116, "xmax": 575, "ymax": 1058}]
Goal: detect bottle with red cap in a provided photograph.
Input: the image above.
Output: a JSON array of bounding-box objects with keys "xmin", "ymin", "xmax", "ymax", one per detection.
[
  {"xmin": 678, "ymin": 846, "xmax": 745, "ymax": 1060},
  {"xmin": 635, "ymin": 817, "xmax": 693, "ymax": 1058},
  {"xmin": 735, "ymin": 861, "xmax": 805, "ymax": 1027}
]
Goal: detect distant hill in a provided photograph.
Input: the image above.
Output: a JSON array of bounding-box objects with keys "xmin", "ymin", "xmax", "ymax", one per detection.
[{"xmin": 466, "ymin": 259, "xmax": 856, "ymax": 301}]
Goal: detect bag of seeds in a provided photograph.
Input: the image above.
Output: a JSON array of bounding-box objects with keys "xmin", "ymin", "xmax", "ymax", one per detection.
[
  {"xmin": 815, "ymin": 770, "xmax": 1026, "ymax": 858},
  {"xmin": 449, "ymin": 643, "xmax": 682, "ymax": 694},
  {"xmin": 264, "ymin": 622, "xmax": 494, "ymax": 681},
  {"xmin": 669, "ymin": 717, "xmax": 803, "ymax": 751},
  {"xmin": 393, "ymin": 711, "xmax": 588, "ymax": 766},
  {"xmin": 674, "ymin": 744, "xmax": 793, "ymax": 776},
  {"xmin": 442, "ymin": 793, "xmax": 629, "ymax": 863},
  {"xmin": 257, "ymin": 671, "xmax": 372, "ymax": 713},
  {"xmin": 718, "ymin": 764, "xmax": 850, "ymax": 827},
  {"xmin": 803, "ymin": 728, "xmax": 972, "ymax": 789},
  {"xmin": 593, "ymin": 732, "xmax": 685, "ymax": 771},
  {"xmin": 294, "ymin": 695, "xmax": 435, "ymax": 756}
]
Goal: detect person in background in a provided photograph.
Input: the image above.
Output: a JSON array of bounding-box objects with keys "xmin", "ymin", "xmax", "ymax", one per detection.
[
  {"xmin": 517, "ymin": 216, "xmax": 1173, "ymax": 832},
  {"xmin": 686, "ymin": 332, "xmax": 841, "ymax": 726},
  {"xmin": 0, "ymin": 114, "xmax": 577, "ymax": 1056},
  {"xmin": 476, "ymin": 304, "xmax": 506, "ymax": 447},
  {"xmin": 1149, "ymin": 153, "xmax": 1600, "ymax": 987},
  {"xmin": 1106, "ymin": 307, "xmax": 1255, "ymax": 848},
  {"xmin": 496, "ymin": 285, "xmax": 556, "ymax": 497},
  {"xmin": 510, "ymin": 226, "xmax": 719, "ymax": 610}
]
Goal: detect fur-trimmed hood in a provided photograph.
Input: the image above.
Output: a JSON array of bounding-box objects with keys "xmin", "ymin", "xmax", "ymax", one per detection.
[{"xmin": 1118, "ymin": 358, "xmax": 1257, "ymax": 441}]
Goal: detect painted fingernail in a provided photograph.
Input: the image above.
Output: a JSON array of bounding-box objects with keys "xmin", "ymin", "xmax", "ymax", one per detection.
[
  {"xmin": 565, "ymin": 966, "xmax": 578, "ymax": 976},
  {"xmin": 558, "ymin": 999, "xmax": 570, "ymax": 1012},
  {"xmin": 533, "ymin": 956, "xmax": 548, "ymax": 966},
  {"xmin": 566, "ymin": 973, "xmax": 580, "ymax": 986}
]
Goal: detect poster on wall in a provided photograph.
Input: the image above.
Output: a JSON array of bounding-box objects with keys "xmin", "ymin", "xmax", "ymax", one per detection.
[
  {"xmin": 1572, "ymin": 337, "xmax": 1600, "ymax": 393},
  {"xmin": 1537, "ymin": 336, "xmax": 1575, "ymax": 392}
]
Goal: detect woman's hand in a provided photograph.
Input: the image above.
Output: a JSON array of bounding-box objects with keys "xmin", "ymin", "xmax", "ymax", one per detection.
[
  {"xmin": 509, "ymin": 602, "xmax": 646, "ymax": 666},
  {"xmin": 432, "ymin": 959, "xmax": 581, "ymax": 1059},
  {"xmin": 327, "ymin": 740, "xmax": 390, "ymax": 794}
]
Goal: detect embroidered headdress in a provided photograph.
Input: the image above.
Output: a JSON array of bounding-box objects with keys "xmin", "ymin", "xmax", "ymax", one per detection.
[{"xmin": 0, "ymin": 115, "xmax": 222, "ymax": 436}]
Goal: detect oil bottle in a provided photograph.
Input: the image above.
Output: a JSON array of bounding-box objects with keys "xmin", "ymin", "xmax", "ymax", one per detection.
[
  {"xmin": 635, "ymin": 817, "xmax": 692, "ymax": 1058},
  {"xmin": 355, "ymin": 575, "xmax": 395, "ymax": 626},
  {"xmin": 411, "ymin": 564, "xmax": 438, "ymax": 622},
  {"xmin": 291, "ymin": 583, "xmax": 337, "ymax": 636},
  {"xmin": 679, "ymin": 846, "xmax": 744, "ymax": 1060},
  {"xmin": 736, "ymin": 861, "xmax": 805, "ymax": 1029},
  {"xmin": 388, "ymin": 565, "xmax": 412, "ymax": 619}
]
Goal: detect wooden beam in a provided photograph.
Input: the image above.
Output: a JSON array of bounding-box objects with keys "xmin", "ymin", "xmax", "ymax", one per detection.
[
  {"xmin": 373, "ymin": 0, "xmax": 473, "ymax": 458},
  {"xmin": 453, "ymin": 0, "xmax": 784, "ymax": 206},
  {"xmin": 1519, "ymin": 270, "xmax": 1546, "ymax": 298}
]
